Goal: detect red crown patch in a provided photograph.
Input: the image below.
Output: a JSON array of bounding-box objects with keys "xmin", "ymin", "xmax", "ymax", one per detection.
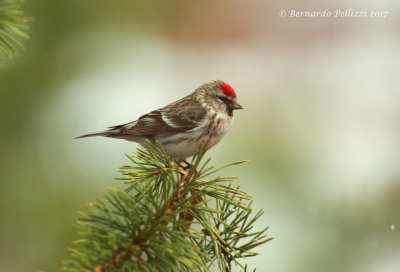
[{"xmin": 221, "ymin": 83, "xmax": 236, "ymax": 96}]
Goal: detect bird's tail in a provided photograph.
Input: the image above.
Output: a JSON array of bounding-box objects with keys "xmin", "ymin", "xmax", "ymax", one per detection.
[
  {"xmin": 74, "ymin": 131, "xmax": 113, "ymax": 139},
  {"xmin": 75, "ymin": 121, "xmax": 135, "ymax": 140}
]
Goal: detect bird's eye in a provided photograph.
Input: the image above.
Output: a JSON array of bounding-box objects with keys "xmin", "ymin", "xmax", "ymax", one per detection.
[{"xmin": 217, "ymin": 96, "xmax": 230, "ymax": 104}]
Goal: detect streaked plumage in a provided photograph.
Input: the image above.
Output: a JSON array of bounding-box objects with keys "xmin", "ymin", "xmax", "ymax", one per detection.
[{"xmin": 76, "ymin": 80, "xmax": 242, "ymax": 161}]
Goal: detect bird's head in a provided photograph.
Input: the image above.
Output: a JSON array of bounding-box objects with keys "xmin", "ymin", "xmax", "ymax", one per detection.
[{"xmin": 200, "ymin": 80, "xmax": 243, "ymax": 116}]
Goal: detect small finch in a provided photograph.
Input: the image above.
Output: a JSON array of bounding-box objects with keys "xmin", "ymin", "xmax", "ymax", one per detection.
[{"xmin": 76, "ymin": 80, "xmax": 243, "ymax": 162}]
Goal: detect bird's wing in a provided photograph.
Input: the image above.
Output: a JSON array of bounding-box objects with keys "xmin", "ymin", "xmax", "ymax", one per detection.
[{"xmin": 112, "ymin": 95, "xmax": 207, "ymax": 136}]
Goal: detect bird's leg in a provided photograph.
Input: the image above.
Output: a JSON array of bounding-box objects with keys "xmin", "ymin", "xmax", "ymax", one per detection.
[
  {"xmin": 174, "ymin": 160, "xmax": 186, "ymax": 171},
  {"xmin": 182, "ymin": 160, "xmax": 192, "ymax": 170},
  {"xmin": 183, "ymin": 160, "xmax": 200, "ymax": 178},
  {"xmin": 174, "ymin": 160, "xmax": 191, "ymax": 172},
  {"xmin": 174, "ymin": 160, "xmax": 191, "ymax": 179}
]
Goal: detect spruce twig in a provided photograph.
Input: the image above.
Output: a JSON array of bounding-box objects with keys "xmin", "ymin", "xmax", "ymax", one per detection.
[
  {"xmin": 61, "ymin": 142, "xmax": 272, "ymax": 271},
  {"xmin": 0, "ymin": 0, "xmax": 30, "ymax": 60}
]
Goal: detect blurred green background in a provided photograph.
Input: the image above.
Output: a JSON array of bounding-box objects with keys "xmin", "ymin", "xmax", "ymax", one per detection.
[{"xmin": 1, "ymin": 1, "xmax": 400, "ymax": 271}]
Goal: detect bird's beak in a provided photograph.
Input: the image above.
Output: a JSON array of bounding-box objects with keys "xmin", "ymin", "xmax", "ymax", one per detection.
[{"xmin": 229, "ymin": 102, "xmax": 243, "ymax": 110}]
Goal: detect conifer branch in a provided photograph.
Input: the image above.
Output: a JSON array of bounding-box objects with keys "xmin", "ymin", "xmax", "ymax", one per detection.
[
  {"xmin": 0, "ymin": 0, "xmax": 29, "ymax": 60},
  {"xmin": 61, "ymin": 142, "xmax": 272, "ymax": 271}
]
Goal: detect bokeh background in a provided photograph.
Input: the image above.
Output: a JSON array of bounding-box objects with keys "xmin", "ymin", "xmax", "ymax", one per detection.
[{"xmin": 1, "ymin": 1, "xmax": 400, "ymax": 271}]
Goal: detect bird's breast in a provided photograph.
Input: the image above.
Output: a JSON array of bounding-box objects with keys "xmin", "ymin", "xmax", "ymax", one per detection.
[{"xmin": 203, "ymin": 115, "xmax": 232, "ymax": 147}]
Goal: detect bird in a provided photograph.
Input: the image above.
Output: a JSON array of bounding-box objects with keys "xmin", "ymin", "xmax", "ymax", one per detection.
[{"xmin": 76, "ymin": 80, "xmax": 243, "ymax": 162}]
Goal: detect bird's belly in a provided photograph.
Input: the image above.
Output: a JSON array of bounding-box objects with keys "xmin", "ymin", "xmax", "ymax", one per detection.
[{"xmin": 158, "ymin": 117, "xmax": 232, "ymax": 161}]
